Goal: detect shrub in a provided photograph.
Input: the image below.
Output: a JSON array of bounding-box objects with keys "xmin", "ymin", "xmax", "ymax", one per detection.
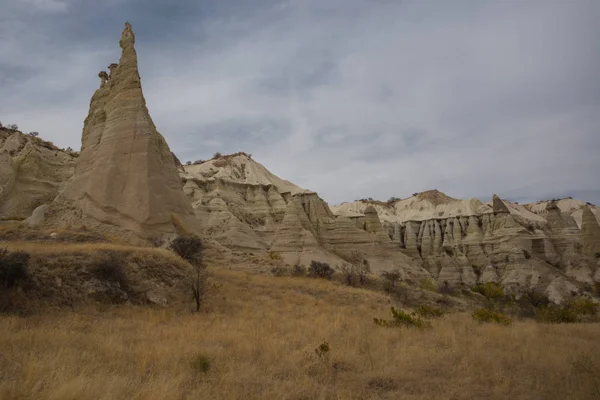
[
  {"xmin": 521, "ymin": 289, "xmax": 550, "ymax": 308},
  {"xmin": 92, "ymin": 252, "xmax": 128, "ymax": 289},
  {"xmin": 536, "ymin": 306, "xmax": 578, "ymax": 324},
  {"xmin": 291, "ymin": 264, "xmax": 306, "ymax": 277},
  {"xmin": 438, "ymin": 280, "xmax": 454, "ymax": 296},
  {"xmin": 471, "ymin": 283, "xmax": 505, "ymax": 300},
  {"xmin": 8, "ymin": 124, "xmax": 18, "ymax": 130},
  {"xmin": 535, "ymin": 298, "xmax": 598, "ymax": 324},
  {"xmin": 29, "ymin": 131, "xmax": 39, "ymax": 137},
  {"xmin": 374, "ymin": 306, "xmax": 430, "ymax": 328},
  {"xmin": 472, "ymin": 308, "xmax": 512, "ymax": 325},
  {"xmin": 414, "ymin": 305, "xmax": 445, "ymax": 318},
  {"xmin": 0, "ymin": 248, "xmax": 30, "ymax": 288},
  {"xmin": 309, "ymin": 261, "xmax": 334, "ymax": 280},
  {"xmin": 567, "ymin": 298, "xmax": 598, "ymax": 316},
  {"xmin": 170, "ymin": 235, "xmax": 206, "ymax": 312},
  {"xmin": 335, "ymin": 250, "xmax": 370, "ymax": 285},
  {"xmin": 170, "ymin": 235, "xmax": 203, "ymax": 266},
  {"xmin": 419, "ymin": 278, "xmax": 438, "ymax": 292},
  {"xmin": 270, "ymin": 267, "xmax": 287, "ymax": 277},
  {"xmin": 381, "ymin": 270, "xmax": 401, "ymax": 292},
  {"xmin": 268, "ymin": 251, "xmax": 282, "ymax": 261},
  {"xmin": 212, "ymin": 152, "xmax": 222, "ymax": 159},
  {"xmin": 190, "ymin": 354, "xmax": 211, "ymax": 374}
]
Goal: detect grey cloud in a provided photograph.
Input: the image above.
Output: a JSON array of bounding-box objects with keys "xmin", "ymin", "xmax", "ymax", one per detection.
[{"xmin": 1, "ymin": 0, "xmax": 598, "ymax": 205}]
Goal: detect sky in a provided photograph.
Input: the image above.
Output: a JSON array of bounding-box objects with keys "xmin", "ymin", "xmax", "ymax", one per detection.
[{"xmin": 1, "ymin": 0, "xmax": 599, "ymax": 205}]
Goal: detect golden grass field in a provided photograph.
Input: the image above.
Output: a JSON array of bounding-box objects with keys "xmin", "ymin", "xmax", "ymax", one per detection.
[{"xmin": 1, "ymin": 267, "xmax": 600, "ymax": 400}]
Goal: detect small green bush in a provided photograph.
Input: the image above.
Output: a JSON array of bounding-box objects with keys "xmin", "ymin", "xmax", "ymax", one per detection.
[
  {"xmin": 309, "ymin": 261, "xmax": 334, "ymax": 280},
  {"xmin": 535, "ymin": 298, "xmax": 598, "ymax": 323},
  {"xmin": 567, "ymin": 298, "xmax": 598, "ymax": 316},
  {"xmin": 419, "ymin": 278, "xmax": 438, "ymax": 292},
  {"xmin": 536, "ymin": 306, "xmax": 578, "ymax": 323},
  {"xmin": 268, "ymin": 251, "xmax": 282, "ymax": 261},
  {"xmin": 190, "ymin": 354, "xmax": 211, "ymax": 374},
  {"xmin": 374, "ymin": 307, "xmax": 430, "ymax": 328},
  {"xmin": 471, "ymin": 283, "xmax": 505, "ymax": 300},
  {"xmin": 414, "ymin": 305, "xmax": 445, "ymax": 318},
  {"xmin": 472, "ymin": 308, "xmax": 512, "ymax": 325}
]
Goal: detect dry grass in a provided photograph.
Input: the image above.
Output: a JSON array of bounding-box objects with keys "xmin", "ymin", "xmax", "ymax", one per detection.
[{"xmin": 1, "ymin": 268, "xmax": 599, "ymax": 400}]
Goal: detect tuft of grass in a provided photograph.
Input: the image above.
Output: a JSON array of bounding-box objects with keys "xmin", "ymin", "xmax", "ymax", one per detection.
[
  {"xmin": 472, "ymin": 308, "xmax": 512, "ymax": 325},
  {"xmin": 471, "ymin": 283, "xmax": 505, "ymax": 300},
  {"xmin": 419, "ymin": 278, "xmax": 438, "ymax": 292},
  {"xmin": 414, "ymin": 305, "xmax": 446, "ymax": 319},
  {"xmin": 374, "ymin": 306, "xmax": 430, "ymax": 328},
  {"xmin": 190, "ymin": 354, "xmax": 211, "ymax": 374},
  {"xmin": 268, "ymin": 251, "xmax": 282, "ymax": 261}
]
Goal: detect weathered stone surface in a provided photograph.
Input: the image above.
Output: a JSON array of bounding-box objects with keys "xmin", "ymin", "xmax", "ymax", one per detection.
[
  {"xmin": 0, "ymin": 130, "xmax": 76, "ymax": 219},
  {"xmin": 27, "ymin": 204, "xmax": 49, "ymax": 227},
  {"xmin": 492, "ymin": 194, "xmax": 510, "ymax": 213},
  {"xmin": 332, "ymin": 191, "xmax": 597, "ymax": 298},
  {"xmin": 54, "ymin": 23, "xmax": 196, "ymax": 236},
  {"xmin": 581, "ymin": 205, "xmax": 600, "ymax": 257}
]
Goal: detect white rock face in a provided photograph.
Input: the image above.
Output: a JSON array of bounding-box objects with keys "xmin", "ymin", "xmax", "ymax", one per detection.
[{"xmin": 331, "ymin": 191, "xmax": 599, "ymax": 299}]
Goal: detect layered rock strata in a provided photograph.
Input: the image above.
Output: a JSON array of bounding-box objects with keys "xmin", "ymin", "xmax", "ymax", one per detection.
[
  {"xmin": 49, "ymin": 23, "xmax": 196, "ymax": 237},
  {"xmin": 0, "ymin": 129, "xmax": 76, "ymax": 219},
  {"xmin": 333, "ymin": 191, "xmax": 599, "ymax": 301}
]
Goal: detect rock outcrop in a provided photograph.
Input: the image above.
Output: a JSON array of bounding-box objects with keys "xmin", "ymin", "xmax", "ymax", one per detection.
[
  {"xmin": 581, "ymin": 205, "xmax": 600, "ymax": 257},
  {"xmin": 49, "ymin": 23, "xmax": 196, "ymax": 237},
  {"xmin": 0, "ymin": 128, "xmax": 76, "ymax": 219},
  {"xmin": 180, "ymin": 153, "xmax": 427, "ymax": 278},
  {"xmin": 331, "ymin": 190, "xmax": 599, "ymax": 299}
]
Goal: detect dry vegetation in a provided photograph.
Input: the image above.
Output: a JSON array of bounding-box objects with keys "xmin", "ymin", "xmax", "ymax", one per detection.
[{"xmin": 1, "ymin": 268, "xmax": 600, "ymax": 400}]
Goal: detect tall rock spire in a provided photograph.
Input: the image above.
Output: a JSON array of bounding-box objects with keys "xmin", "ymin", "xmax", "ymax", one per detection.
[{"xmin": 58, "ymin": 23, "xmax": 196, "ymax": 236}]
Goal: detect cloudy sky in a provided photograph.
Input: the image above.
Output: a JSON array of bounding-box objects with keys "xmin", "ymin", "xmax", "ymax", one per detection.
[{"xmin": 1, "ymin": 0, "xmax": 598, "ymax": 205}]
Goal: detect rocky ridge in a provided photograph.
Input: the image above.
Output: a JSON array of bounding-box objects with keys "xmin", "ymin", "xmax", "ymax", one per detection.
[
  {"xmin": 1, "ymin": 24, "xmax": 597, "ymax": 303},
  {"xmin": 332, "ymin": 191, "xmax": 600, "ymax": 302}
]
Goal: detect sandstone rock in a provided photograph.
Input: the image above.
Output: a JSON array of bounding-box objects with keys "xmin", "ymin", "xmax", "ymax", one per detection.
[
  {"xmin": 0, "ymin": 134, "xmax": 76, "ymax": 219},
  {"xmin": 581, "ymin": 205, "xmax": 600, "ymax": 257},
  {"xmin": 54, "ymin": 23, "xmax": 196, "ymax": 237},
  {"xmin": 492, "ymin": 194, "xmax": 510, "ymax": 214},
  {"xmin": 27, "ymin": 204, "xmax": 49, "ymax": 227},
  {"xmin": 545, "ymin": 276, "xmax": 579, "ymax": 304}
]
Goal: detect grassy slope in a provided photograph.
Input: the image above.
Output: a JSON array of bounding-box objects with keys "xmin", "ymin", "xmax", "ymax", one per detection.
[{"xmin": 1, "ymin": 268, "xmax": 599, "ymax": 400}]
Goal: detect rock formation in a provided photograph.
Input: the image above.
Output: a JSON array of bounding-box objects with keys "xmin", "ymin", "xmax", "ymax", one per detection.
[
  {"xmin": 581, "ymin": 205, "xmax": 600, "ymax": 257},
  {"xmin": 0, "ymin": 128, "xmax": 76, "ymax": 219},
  {"xmin": 331, "ymin": 190, "xmax": 599, "ymax": 299},
  {"xmin": 50, "ymin": 23, "xmax": 196, "ymax": 237},
  {"xmin": 180, "ymin": 152, "xmax": 427, "ymax": 278}
]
